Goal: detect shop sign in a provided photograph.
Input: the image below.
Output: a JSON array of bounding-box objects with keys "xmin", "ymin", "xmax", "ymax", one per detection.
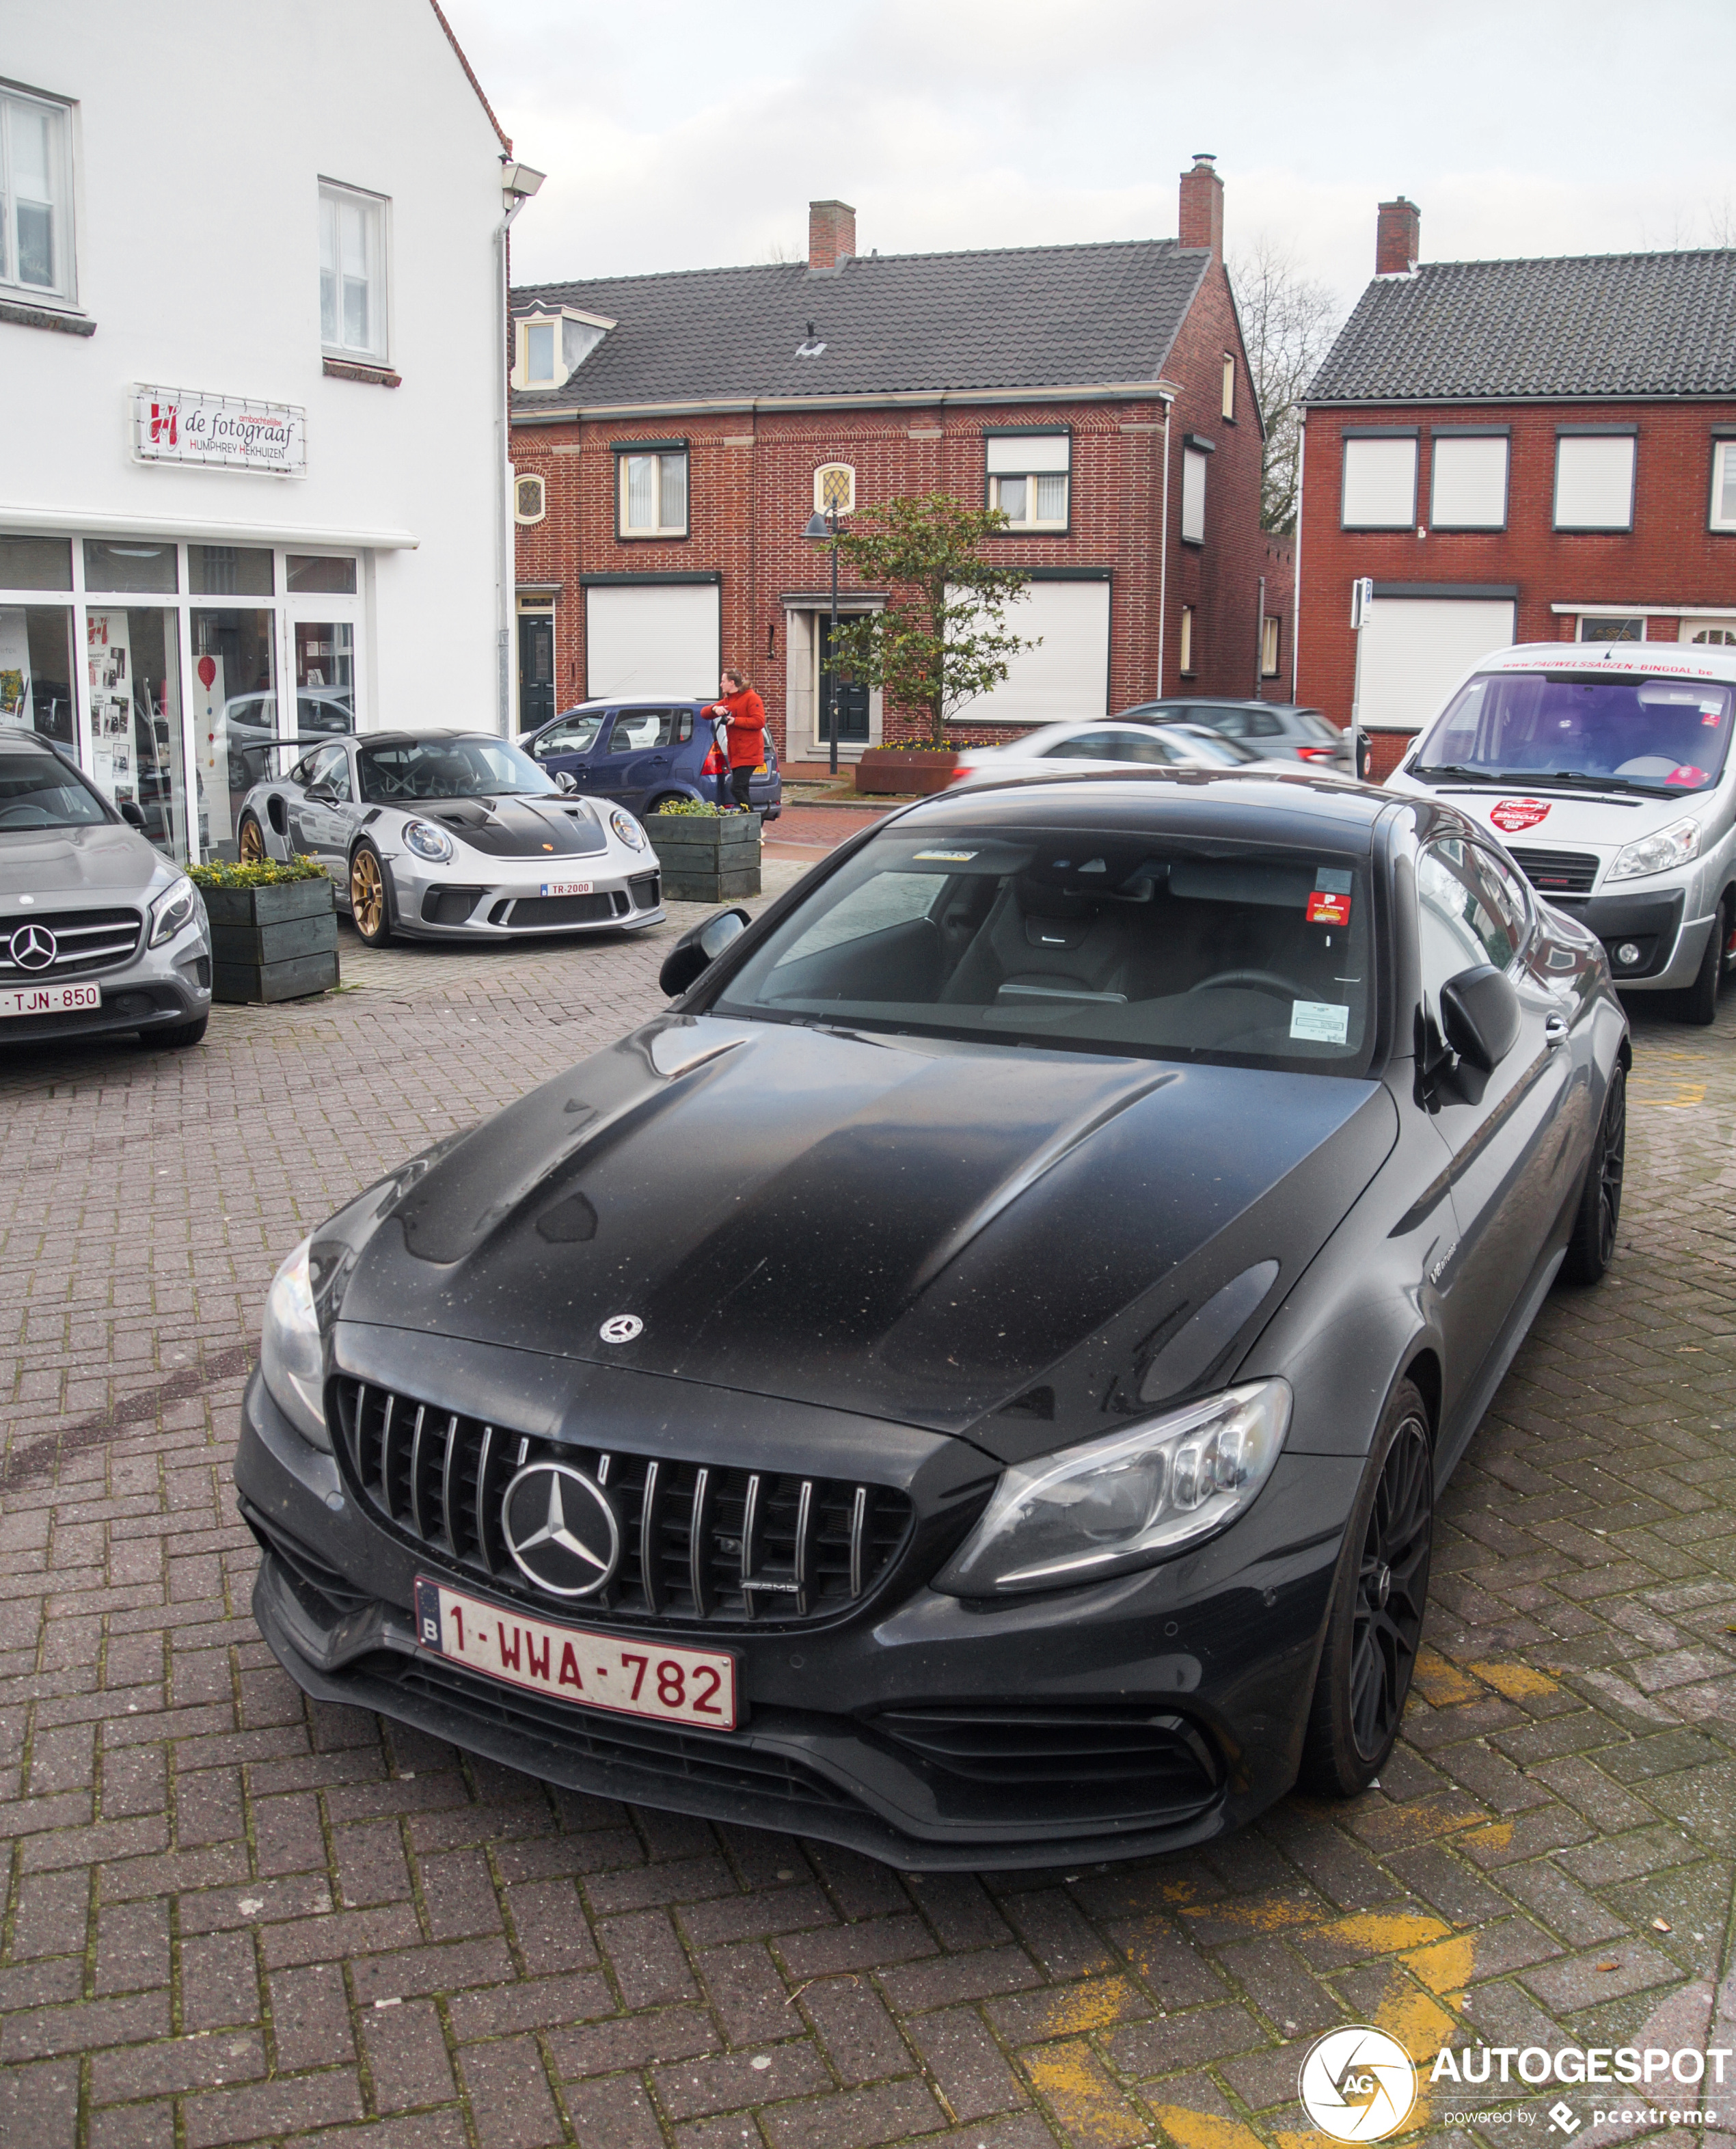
[{"xmin": 131, "ymin": 385, "xmax": 306, "ymax": 476}]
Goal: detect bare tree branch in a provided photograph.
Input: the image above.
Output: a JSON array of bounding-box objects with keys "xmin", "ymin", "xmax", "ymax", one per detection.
[{"xmin": 1228, "ymin": 237, "xmax": 1345, "ymax": 535}]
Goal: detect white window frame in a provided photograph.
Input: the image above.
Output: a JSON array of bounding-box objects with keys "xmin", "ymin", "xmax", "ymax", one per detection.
[
  {"xmin": 1261, "ymin": 614, "xmax": 1281, "ymax": 678},
  {"xmin": 1575, "ymin": 614, "xmax": 1646, "ymax": 643},
  {"xmin": 986, "ymin": 433, "xmax": 1070, "ymax": 531},
  {"xmin": 1222, "ymin": 353, "xmax": 1236, "ymax": 422},
  {"xmin": 0, "ymin": 83, "xmax": 75, "ymax": 303},
  {"xmin": 1554, "ymin": 431, "xmax": 1636, "ymax": 532},
  {"xmin": 318, "ymin": 180, "xmax": 389, "ymax": 364},
  {"xmin": 514, "ymin": 473, "xmax": 546, "ymax": 526},
  {"xmin": 616, "ymin": 448, "xmax": 689, "ymax": 540},
  {"xmin": 1181, "ymin": 447, "xmax": 1209, "ymax": 545},
  {"xmin": 1709, "ymin": 440, "xmax": 1736, "ymax": 534},
  {"xmin": 1341, "ymin": 435, "xmax": 1418, "ymax": 529},
  {"xmin": 519, "ymin": 318, "xmax": 559, "ymax": 388},
  {"xmin": 814, "ymin": 463, "xmax": 856, "ymax": 515},
  {"xmin": 1180, "ymin": 604, "xmax": 1195, "ymax": 675}
]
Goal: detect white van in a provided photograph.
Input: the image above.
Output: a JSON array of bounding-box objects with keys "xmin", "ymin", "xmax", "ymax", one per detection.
[{"xmin": 1387, "ymin": 641, "xmax": 1736, "ymax": 1023}]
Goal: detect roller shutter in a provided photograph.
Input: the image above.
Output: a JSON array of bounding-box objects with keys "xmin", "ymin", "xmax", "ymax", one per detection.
[
  {"xmin": 956, "ymin": 579, "xmax": 1111, "ymax": 728},
  {"xmin": 1359, "ymin": 597, "xmax": 1516, "ymax": 732},
  {"xmin": 584, "ymin": 582, "xmax": 719, "ymax": 700}
]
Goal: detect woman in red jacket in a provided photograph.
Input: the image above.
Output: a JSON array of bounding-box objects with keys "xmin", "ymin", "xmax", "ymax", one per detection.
[{"xmin": 711, "ymin": 668, "xmax": 766, "ymax": 810}]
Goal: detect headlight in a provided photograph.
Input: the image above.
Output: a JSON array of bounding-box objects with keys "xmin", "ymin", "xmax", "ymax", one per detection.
[
  {"xmin": 260, "ymin": 1236, "xmax": 329, "ymax": 1450},
  {"xmin": 1606, "ymin": 816, "xmax": 1701, "ymax": 883},
  {"xmin": 147, "ymin": 876, "xmax": 200, "ymax": 947},
  {"xmin": 403, "ymin": 818, "xmax": 454, "ymax": 863},
  {"xmin": 934, "ymin": 1379, "xmax": 1292, "ymax": 1596},
  {"xmin": 610, "ymin": 807, "xmax": 646, "ymax": 851}
]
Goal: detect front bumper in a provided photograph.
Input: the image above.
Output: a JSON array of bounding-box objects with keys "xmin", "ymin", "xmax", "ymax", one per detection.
[
  {"xmin": 235, "ymin": 1354, "xmax": 1358, "ymax": 1869},
  {"xmin": 0, "ymin": 919, "xmax": 210, "ymax": 1044},
  {"xmin": 1547, "ymin": 887, "xmax": 1700, "ymax": 987},
  {"xmin": 381, "ymin": 856, "xmax": 664, "ymax": 940}
]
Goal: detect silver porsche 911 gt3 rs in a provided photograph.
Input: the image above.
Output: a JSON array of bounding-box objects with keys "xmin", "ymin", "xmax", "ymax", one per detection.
[{"xmin": 236, "ymin": 730, "xmax": 664, "ymax": 945}]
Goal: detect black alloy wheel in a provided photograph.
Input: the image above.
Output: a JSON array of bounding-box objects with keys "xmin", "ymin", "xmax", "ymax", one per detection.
[
  {"xmin": 1562, "ymin": 1063, "xmax": 1626, "ymax": 1284},
  {"xmin": 1299, "ymin": 1380, "xmax": 1433, "ymax": 1796}
]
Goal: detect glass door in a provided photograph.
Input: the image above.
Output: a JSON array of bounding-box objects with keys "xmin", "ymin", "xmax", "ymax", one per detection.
[
  {"xmin": 283, "ymin": 554, "xmax": 360, "ymax": 753},
  {"xmin": 85, "ymin": 605, "xmax": 188, "ymax": 861}
]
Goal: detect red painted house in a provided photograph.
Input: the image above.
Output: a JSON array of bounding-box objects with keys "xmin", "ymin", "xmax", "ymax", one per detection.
[
  {"xmin": 1297, "ymin": 199, "xmax": 1736, "ymax": 777},
  {"xmin": 506, "ymin": 161, "xmax": 1278, "ymax": 764}
]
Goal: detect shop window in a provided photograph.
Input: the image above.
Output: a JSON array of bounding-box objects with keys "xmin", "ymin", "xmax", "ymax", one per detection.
[
  {"xmin": 617, "ymin": 448, "xmax": 688, "ymax": 539},
  {"xmin": 1710, "ymin": 440, "xmax": 1736, "ymax": 533},
  {"xmin": 1261, "ymin": 614, "xmax": 1281, "ymax": 678},
  {"xmin": 1180, "ymin": 604, "xmax": 1196, "ymax": 675},
  {"xmin": 0, "ymin": 535, "xmax": 71, "ymax": 590},
  {"xmin": 319, "ymin": 180, "xmax": 388, "ymax": 362},
  {"xmin": 986, "ymin": 433, "xmax": 1069, "ymax": 530},
  {"xmin": 286, "ymin": 554, "xmax": 357, "ymax": 595},
  {"xmin": 189, "ymin": 544, "xmax": 273, "ymax": 596},
  {"xmin": 1, "ymin": 86, "xmax": 74, "ymax": 301},
  {"xmin": 83, "ymin": 540, "xmax": 178, "ymax": 594},
  {"xmin": 515, "ymin": 474, "xmax": 547, "ymax": 524},
  {"xmin": 191, "ymin": 608, "xmax": 278, "ymax": 855},
  {"xmin": 87, "ymin": 606, "xmax": 188, "ymax": 859},
  {"xmin": 0, "ymin": 604, "xmax": 76, "ymax": 745}
]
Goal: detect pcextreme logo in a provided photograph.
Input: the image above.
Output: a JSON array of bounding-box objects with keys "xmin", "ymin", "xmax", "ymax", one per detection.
[{"xmin": 1299, "ymin": 2027, "xmax": 1418, "ymax": 2141}]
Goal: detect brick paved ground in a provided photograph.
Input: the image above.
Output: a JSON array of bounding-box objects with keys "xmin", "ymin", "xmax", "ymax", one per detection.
[{"xmin": 1, "ymin": 881, "xmax": 1734, "ymax": 2149}]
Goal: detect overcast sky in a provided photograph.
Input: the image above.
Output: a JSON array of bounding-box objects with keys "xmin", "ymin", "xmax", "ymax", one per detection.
[{"xmin": 448, "ymin": 0, "xmax": 1736, "ymax": 312}]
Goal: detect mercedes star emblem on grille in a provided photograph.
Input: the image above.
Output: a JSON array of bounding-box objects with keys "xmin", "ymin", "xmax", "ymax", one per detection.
[
  {"xmin": 9, "ymin": 923, "xmax": 57, "ymax": 972},
  {"xmin": 599, "ymin": 1314, "xmax": 642, "ymax": 1343},
  {"xmin": 500, "ymin": 1462, "xmax": 621, "ymax": 1597}
]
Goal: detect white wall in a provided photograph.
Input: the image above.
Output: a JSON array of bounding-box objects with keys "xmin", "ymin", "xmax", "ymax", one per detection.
[{"xmin": 1, "ymin": 0, "xmax": 509, "ymax": 727}]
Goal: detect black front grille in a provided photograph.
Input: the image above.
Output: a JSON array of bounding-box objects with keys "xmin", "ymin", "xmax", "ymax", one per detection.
[
  {"xmin": 366, "ymin": 1651, "xmax": 853, "ymax": 1809},
  {"xmin": 491, "ymin": 891, "xmax": 629, "ymax": 927},
  {"xmin": 421, "ymin": 887, "xmax": 484, "ymax": 925},
  {"xmin": 330, "ymin": 1378, "xmax": 913, "ymax": 1629},
  {"xmin": 871, "ymin": 1703, "xmax": 1222, "ymax": 1823},
  {"xmin": 1506, "ymin": 846, "xmax": 1599, "ymax": 895},
  {"xmin": 629, "ymin": 873, "xmax": 661, "ymax": 910},
  {"xmin": 0, "ymin": 906, "xmax": 142, "ymax": 979}
]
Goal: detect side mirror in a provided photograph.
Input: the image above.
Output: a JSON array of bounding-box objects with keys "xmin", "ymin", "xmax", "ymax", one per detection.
[
  {"xmin": 658, "ymin": 906, "xmax": 751, "ymax": 997},
  {"xmin": 119, "ymin": 799, "xmax": 148, "ymax": 831},
  {"xmin": 1439, "ymin": 964, "xmax": 1521, "ymax": 1072},
  {"xmin": 555, "ymin": 769, "xmax": 577, "ymax": 794},
  {"xmin": 304, "ymin": 782, "xmax": 337, "ymax": 806}
]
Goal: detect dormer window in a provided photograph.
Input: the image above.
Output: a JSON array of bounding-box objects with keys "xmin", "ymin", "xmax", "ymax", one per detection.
[{"xmin": 513, "ymin": 306, "xmax": 616, "ymax": 392}]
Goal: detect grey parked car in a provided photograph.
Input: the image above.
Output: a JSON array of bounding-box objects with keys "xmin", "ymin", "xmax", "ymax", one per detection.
[
  {"xmin": 0, "ymin": 733, "xmax": 211, "ymax": 1049},
  {"xmin": 1122, "ymin": 699, "xmax": 1353, "ymax": 772}
]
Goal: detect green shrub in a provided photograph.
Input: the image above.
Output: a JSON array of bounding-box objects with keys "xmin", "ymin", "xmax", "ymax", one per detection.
[{"xmin": 188, "ymin": 854, "xmax": 329, "ymax": 889}]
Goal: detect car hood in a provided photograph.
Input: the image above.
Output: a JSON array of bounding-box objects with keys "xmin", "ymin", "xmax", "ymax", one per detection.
[
  {"xmin": 0, "ymin": 820, "xmax": 163, "ymax": 898},
  {"xmin": 418, "ymin": 795, "xmax": 610, "ymax": 859},
  {"xmin": 335, "ymin": 1017, "xmax": 1398, "ymax": 1459},
  {"xmin": 1388, "ymin": 771, "xmax": 1728, "ymax": 852}
]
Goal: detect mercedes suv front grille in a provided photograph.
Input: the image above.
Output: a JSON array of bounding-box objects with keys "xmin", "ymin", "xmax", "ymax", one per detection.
[{"xmin": 0, "ymin": 907, "xmax": 143, "ymax": 979}]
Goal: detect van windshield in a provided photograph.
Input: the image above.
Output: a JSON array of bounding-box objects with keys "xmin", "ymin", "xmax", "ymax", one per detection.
[{"xmin": 1415, "ymin": 671, "xmax": 1735, "ymax": 795}]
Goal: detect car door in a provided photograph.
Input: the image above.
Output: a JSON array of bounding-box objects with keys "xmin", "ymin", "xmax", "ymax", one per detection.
[
  {"xmin": 527, "ymin": 709, "xmax": 606, "ymax": 791},
  {"xmin": 1418, "ymin": 835, "xmax": 1576, "ymax": 1443},
  {"xmin": 290, "ymin": 743, "xmax": 356, "ymax": 874},
  {"xmin": 593, "ymin": 707, "xmax": 686, "ymax": 810}
]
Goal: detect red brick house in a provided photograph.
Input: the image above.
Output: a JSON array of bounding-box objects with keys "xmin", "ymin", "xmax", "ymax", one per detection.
[
  {"xmin": 506, "ymin": 161, "xmax": 1276, "ymax": 763},
  {"xmin": 1297, "ymin": 199, "xmax": 1736, "ymax": 776}
]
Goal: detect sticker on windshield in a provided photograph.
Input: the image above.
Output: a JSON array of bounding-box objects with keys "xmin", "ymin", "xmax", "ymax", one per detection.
[
  {"xmin": 1489, "ymin": 798, "xmax": 1551, "ymax": 833},
  {"xmin": 912, "ymin": 850, "xmax": 977, "ymax": 862},
  {"xmin": 1290, "ymin": 1001, "xmax": 1351, "ymax": 1044},
  {"xmin": 1667, "ymin": 765, "xmax": 1708, "ymax": 787},
  {"xmin": 1305, "ymin": 891, "xmax": 1351, "ymax": 926}
]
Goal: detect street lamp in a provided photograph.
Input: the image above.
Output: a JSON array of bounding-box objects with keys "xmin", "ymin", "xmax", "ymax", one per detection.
[{"xmin": 802, "ymin": 503, "xmax": 842, "ymax": 777}]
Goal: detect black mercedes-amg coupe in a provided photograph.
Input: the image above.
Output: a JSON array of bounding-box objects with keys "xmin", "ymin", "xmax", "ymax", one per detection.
[{"xmin": 235, "ymin": 769, "xmax": 1628, "ymax": 1868}]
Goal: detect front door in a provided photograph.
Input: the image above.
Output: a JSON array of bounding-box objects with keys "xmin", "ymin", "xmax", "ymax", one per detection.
[
  {"xmin": 819, "ymin": 618, "xmax": 871, "ymax": 744},
  {"xmin": 519, "ymin": 610, "xmax": 556, "ymax": 731},
  {"xmin": 591, "ymin": 707, "xmax": 690, "ymax": 811}
]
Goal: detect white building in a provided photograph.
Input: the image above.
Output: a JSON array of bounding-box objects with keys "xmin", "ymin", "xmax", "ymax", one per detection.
[{"xmin": 0, "ymin": 0, "xmax": 531, "ymax": 861}]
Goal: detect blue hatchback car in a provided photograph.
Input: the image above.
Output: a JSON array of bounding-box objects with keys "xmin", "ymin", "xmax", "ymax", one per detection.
[{"xmin": 517, "ymin": 699, "xmax": 783, "ymax": 820}]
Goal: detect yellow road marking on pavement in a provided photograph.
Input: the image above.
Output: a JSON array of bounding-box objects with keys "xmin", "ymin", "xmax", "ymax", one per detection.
[
  {"xmin": 1411, "ymin": 1647, "xmax": 1481, "ymax": 1707},
  {"xmin": 1025, "ymin": 2040, "xmax": 1143, "ymax": 2146},
  {"xmin": 1469, "ymin": 1661, "xmax": 1559, "ymax": 1699},
  {"xmin": 1152, "ymin": 2103, "xmax": 1271, "ymax": 2149},
  {"xmin": 1318, "ymin": 1910, "xmax": 1451, "ymax": 1956},
  {"xmin": 1631, "ymin": 1080, "xmax": 1707, "ymax": 1108},
  {"xmin": 1372, "ymin": 1977, "xmax": 1456, "ymax": 2141},
  {"xmin": 1035, "ymin": 1976, "xmax": 1146, "ymax": 2036},
  {"xmin": 1464, "ymin": 1819, "xmax": 1515, "ymax": 1854},
  {"xmin": 1402, "ymin": 1931, "xmax": 1478, "ymax": 1995},
  {"xmin": 1178, "ymin": 1894, "xmax": 1322, "ymax": 1934}
]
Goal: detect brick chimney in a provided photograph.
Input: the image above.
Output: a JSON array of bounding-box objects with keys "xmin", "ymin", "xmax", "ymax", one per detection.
[
  {"xmin": 1178, "ymin": 154, "xmax": 1223, "ymax": 261},
  {"xmin": 1376, "ymin": 197, "xmax": 1420, "ymax": 276},
  {"xmin": 809, "ymin": 199, "xmax": 856, "ymax": 271}
]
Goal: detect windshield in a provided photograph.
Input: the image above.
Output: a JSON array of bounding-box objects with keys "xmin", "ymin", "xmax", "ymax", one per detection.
[
  {"xmin": 1417, "ymin": 671, "xmax": 1735, "ymax": 795},
  {"xmin": 714, "ymin": 827, "xmax": 1374, "ymax": 1072},
  {"xmin": 358, "ymin": 737, "xmax": 556, "ymax": 803},
  {"xmin": 0, "ymin": 749, "xmax": 109, "ymax": 830}
]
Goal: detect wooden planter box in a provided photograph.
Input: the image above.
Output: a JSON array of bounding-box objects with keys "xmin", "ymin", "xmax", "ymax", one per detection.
[
  {"xmin": 200, "ymin": 878, "xmax": 340, "ymax": 1003},
  {"xmin": 854, "ymin": 748, "xmax": 958, "ymax": 796},
  {"xmin": 645, "ymin": 812, "xmax": 761, "ymax": 902}
]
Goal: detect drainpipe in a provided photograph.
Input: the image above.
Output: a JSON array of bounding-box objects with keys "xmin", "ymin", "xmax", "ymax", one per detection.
[
  {"xmin": 1291, "ymin": 409, "xmax": 1305, "ymax": 707},
  {"xmin": 496, "ymin": 159, "xmax": 545, "ymax": 735},
  {"xmin": 1156, "ymin": 393, "xmax": 1174, "ymax": 697}
]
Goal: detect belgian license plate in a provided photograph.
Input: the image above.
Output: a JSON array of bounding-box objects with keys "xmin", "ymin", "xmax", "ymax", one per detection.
[
  {"xmin": 540, "ymin": 880, "xmax": 593, "ymax": 897},
  {"xmin": 413, "ymin": 1578, "xmax": 738, "ymax": 1729},
  {"xmin": 1, "ymin": 980, "xmax": 101, "ymax": 1018}
]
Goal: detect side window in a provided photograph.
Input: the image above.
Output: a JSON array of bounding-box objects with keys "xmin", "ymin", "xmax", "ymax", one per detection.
[
  {"xmin": 1202, "ymin": 707, "xmax": 1247, "ymax": 738},
  {"xmin": 608, "ymin": 710, "xmax": 681, "ymax": 752},
  {"xmin": 534, "ymin": 712, "xmax": 603, "ymax": 757},
  {"xmin": 303, "ymin": 745, "xmax": 340, "ymax": 792},
  {"xmin": 1241, "ymin": 709, "xmax": 1284, "ymax": 738},
  {"xmin": 1417, "ymin": 839, "xmax": 1519, "ymax": 1020},
  {"xmin": 1042, "ymin": 731, "xmax": 1119, "ymax": 760},
  {"xmin": 325, "ymin": 748, "xmax": 353, "ymax": 803},
  {"xmin": 1475, "ymin": 846, "xmax": 1530, "ymax": 951},
  {"xmin": 1102, "ymin": 731, "xmax": 1173, "ymax": 765}
]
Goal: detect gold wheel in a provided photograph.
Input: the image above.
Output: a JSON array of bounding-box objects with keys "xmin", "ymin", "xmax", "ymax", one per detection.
[
  {"xmin": 238, "ymin": 814, "xmax": 266, "ymax": 865},
  {"xmin": 350, "ymin": 846, "xmax": 388, "ymax": 943}
]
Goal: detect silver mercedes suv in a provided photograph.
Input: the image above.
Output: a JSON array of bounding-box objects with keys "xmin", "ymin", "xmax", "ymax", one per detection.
[{"xmin": 0, "ymin": 735, "xmax": 211, "ymax": 1049}]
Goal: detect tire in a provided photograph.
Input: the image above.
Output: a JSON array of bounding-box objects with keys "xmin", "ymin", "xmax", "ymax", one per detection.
[
  {"xmin": 1560, "ymin": 1062, "xmax": 1626, "ymax": 1285},
  {"xmin": 1720, "ymin": 893, "xmax": 1736, "ymax": 988},
  {"xmin": 643, "ymin": 794, "xmax": 684, "ymax": 816},
  {"xmin": 1297, "ymin": 1379, "xmax": 1433, "ymax": 1798},
  {"xmin": 1682, "ymin": 897, "xmax": 1727, "ymax": 1026},
  {"xmin": 238, "ymin": 812, "xmax": 267, "ymax": 865},
  {"xmin": 349, "ymin": 839, "xmax": 393, "ymax": 947},
  {"xmin": 144, "ymin": 1014, "xmax": 208, "ymax": 1050}
]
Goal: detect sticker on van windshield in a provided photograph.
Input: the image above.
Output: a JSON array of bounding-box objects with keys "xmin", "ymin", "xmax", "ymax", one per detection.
[
  {"xmin": 1667, "ymin": 765, "xmax": 1708, "ymax": 787},
  {"xmin": 1305, "ymin": 891, "xmax": 1351, "ymax": 926},
  {"xmin": 1490, "ymin": 798, "xmax": 1551, "ymax": 832},
  {"xmin": 1290, "ymin": 1001, "xmax": 1351, "ymax": 1044}
]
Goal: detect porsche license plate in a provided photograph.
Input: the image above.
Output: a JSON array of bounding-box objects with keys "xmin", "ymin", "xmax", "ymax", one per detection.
[
  {"xmin": 413, "ymin": 1578, "xmax": 738, "ymax": 1729},
  {"xmin": 1, "ymin": 981, "xmax": 101, "ymax": 1018},
  {"xmin": 540, "ymin": 880, "xmax": 593, "ymax": 897}
]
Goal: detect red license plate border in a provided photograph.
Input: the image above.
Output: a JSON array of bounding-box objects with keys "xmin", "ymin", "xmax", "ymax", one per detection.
[{"xmin": 412, "ymin": 1574, "xmax": 743, "ymax": 1732}]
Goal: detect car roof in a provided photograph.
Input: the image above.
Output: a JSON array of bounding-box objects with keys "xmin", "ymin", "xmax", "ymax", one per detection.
[
  {"xmin": 348, "ymin": 729, "xmax": 511, "ymax": 748},
  {"xmin": 543, "ymin": 697, "xmax": 708, "ymax": 718},
  {"xmin": 0, "ymin": 731, "xmax": 62, "ymax": 755},
  {"xmin": 1469, "ymin": 640, "xmax": 1736, "ymax": 684},
  {"xmin": 892, "ymin": 766, "xmax": 1394, "ymax": 843},
  {"xmin": 1120, "ymin": 698, "xmax": 1321, "ymax": 717}
]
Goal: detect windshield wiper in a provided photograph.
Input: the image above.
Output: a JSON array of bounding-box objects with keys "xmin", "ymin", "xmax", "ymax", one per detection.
[
  {"xmin": 1411, "ymin": 763, "xmax": 1504, "ymax": 784},
  {"xmin": 1413, "ymin": 763, "xmax": 1662, "ymax": 798},
  {"xmin": 1537, "ymin": 770, "xmax": 1660, "ymax": 797}
]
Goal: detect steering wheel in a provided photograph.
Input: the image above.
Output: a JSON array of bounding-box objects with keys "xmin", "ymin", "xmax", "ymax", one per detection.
[{"xmin": 1189, "ymin": 968, "xmax": 1307, "ymax": 1001}]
